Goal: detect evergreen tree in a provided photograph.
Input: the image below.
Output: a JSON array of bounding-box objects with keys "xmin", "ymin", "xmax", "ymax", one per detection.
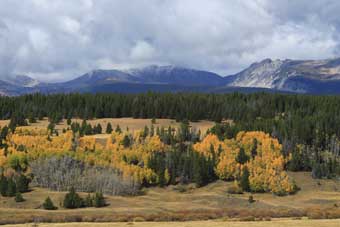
[
  {"xmin": 251, "ymin": 138, "xmax": 258, "ymax": 158},
  {"xmin": 151, "ymin": 118, "xmax": 156, "ymax": 124},
  {"xmin": 47, "ymin": 122, "xmax": 55, "ymax": 134},
  {"xmin": 6, "ymin": 178, "xmax": 16, "ymax": 197},
  {"xmin": 150, "ymin": 124, "xmax": 155, "ymax": 136},
  {"xmin": 0, "ymin": 175, "xmax": 8, "ymax": 196},
  {"xmin": 93, "ymin": 192, "xmax": 105, "ymax": 207},
  {"xmin": 122, "ymin": 135, "xmax": 131, "ymax": 148},
  {"xmin": 193, "ymin": 153, "xmax": 204, "ymax": 187},
  {"xmin": 84, "ymin": 194, "xmax": 93, "ymax": 207},
  {"xmin": 95, "ymin": 124, "xmax": 102, "ymax": 134},
  {"xmin": 240, "ymin": 167, "xmax": 250, "ymax": 192},
  {"xmin": 106, "ymin": 123, "xmax": 113, "ymax": 134},
  {"xmin": 288, "ymin": 147, "xmax": 303, "ymax": 171},
  {"xmin": 63, "ymin": 187, "xmax": 83, "ymax": 209},
  {"xmin": 236, "ymin": 147, "xmax": 249, "ymax": 164},
  {"xmin": 28, "ymin": 115, "xmax": 37, "ymax": 124},
  {"xmin": 16, "ymin": 174, "xmax": 30, "ymax": 193},
  {"xmin": 0, "ymin": 126, "xmax": 9, "ymax": 141},
  {"xmin": 43, "ymin": 196, "xmax": 57, "ymax": 210},
  {"xmin": 143, "ymin": 126, "xmax": 149, "ymax": 138},
  {"xmin": 115, "ymin": 124, "xmax": 122, "ymax": 134},
  {"xmin": 84, "ymin": 124, "xmax": 93, "ymax": 135},
  {"xmin": 67, "ymin": 118, "xmax": 72, "ymax": 125}
]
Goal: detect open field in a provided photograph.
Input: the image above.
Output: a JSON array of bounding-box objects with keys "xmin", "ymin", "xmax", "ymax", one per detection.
[
  {"xmin": 0, "ymin": 118, "xmax": 215, "ymax": 135},
  {"xmin": 0, "ymin": 172, "xmax": 339, "ymax": 224},
  {"xmin": 3, "ymin": 219, "xmax": 340, "ymax": 227}
]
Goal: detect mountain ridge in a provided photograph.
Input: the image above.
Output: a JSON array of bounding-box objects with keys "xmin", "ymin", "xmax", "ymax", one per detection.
[
  {"xmin": 3, "ymin": 58, "xmax": 340, "ymax": 95},
  {"xmin": 227, "ymin": 57, "xmax": 340, "ymax": 93}
]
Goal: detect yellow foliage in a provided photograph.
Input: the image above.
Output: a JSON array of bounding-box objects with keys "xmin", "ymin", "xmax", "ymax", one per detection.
[
  {"xmin": 195, "ymin": 131, "xmax": 296, "ymax": 194},
  {"xmin": 1, "ymin": 126, "xmax": 296, "ymax": 194},
  {"xmin": 0, "ymin": 148, "xmax": 7, "ymax": 167},
  {"xmin": 193, "ymin": 134, "xmax": 226, "ymax": 158}
]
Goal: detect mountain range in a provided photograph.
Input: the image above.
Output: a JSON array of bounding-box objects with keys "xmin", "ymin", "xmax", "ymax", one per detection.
[{"xmin": 3, "ymin": 58, "xmax": 340, "ymax": 95}]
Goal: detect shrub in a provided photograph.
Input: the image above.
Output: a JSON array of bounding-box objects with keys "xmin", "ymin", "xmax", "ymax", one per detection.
[
  {"xmin": 248, "ymin": 195, "xmax": 255, "ymax": 203},
  {"xmin": 151, "ymin": 118, "xmax": 156, "ymax": 124},
  {"xmin": 239, "ymin": 216, "xmax": 255, "ymax": 221},
  {"xmin": 227, "ymin": 181, "xmax": 243, "ymax": 194},
  {"xmin": 43, "ymin": 196, "xmax": 57, "ymax": 210},
  {"xmin": 133, "ymin": 217, "xmax": 146, "ymax": 222},
  {"xmin": 15, "ymin": 192, "xmax": 25, "ymax": 202},
  {"xmin": 173, "ymin": 184, "xmax": 187, "ymax": 193}
]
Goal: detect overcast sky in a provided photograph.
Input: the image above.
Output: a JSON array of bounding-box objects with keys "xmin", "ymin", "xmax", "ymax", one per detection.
[{"xmin": 0, "ymin": 0, "xmax": 340, "ymax": 82}]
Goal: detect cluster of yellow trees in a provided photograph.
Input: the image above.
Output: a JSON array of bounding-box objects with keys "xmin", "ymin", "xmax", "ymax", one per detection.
[
  {"xmin": 0, "ymin": 128, "xmax": 167, "ymax": 185},
  {"xmin": 194, "ymin": 131, "xmax": 297, "ymax": 194},
  {"xmin": 0, "ymin": 127, "xmax": 296, "ymax": 194}
]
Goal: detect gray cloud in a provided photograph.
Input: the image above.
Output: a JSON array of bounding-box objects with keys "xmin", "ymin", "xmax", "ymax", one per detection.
[{"xmin": 0, "ymin": 0, "xmax": 339, "ymax": 81}]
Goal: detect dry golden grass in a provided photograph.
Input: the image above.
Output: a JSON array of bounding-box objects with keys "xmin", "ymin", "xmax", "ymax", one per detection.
[
  {"xmin": 0, "ymin": 172, "xmax": 339, "ymax": 224},
  {"xmin": 3, "ymin": 219, "xmax": 340, "ymax": 227},
  {"xmin": 0, "ymin": 118, "xmax": 214, "ymax": 135}
]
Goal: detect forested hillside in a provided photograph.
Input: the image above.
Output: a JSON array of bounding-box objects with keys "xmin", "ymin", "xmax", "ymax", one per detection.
[{"xmin": 0, "ymin": 92, "xmax": 339, "ymax": 187}]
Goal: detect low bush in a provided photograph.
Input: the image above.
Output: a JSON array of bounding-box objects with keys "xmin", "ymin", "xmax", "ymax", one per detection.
[
  {"xmin": 133, "ymin": 217, "xmax": 146, "ymax": 222},
  {"xmin": 14, "ymin": 192, "xmax": 25, "ymax": 202},
  {"xmin": 239, "ymin": 216, "xmax": 255, "ymax": 221},
  {"xmin": 227, "ymin": 183, "xmax": 243, "ymax": 194},
  {"xmin": 248, "ymin": 195, "xmax": 255, "ymax": 203}
]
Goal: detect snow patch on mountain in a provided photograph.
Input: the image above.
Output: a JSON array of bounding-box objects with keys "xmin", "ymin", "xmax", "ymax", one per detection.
[
  {"xmin": 230, "ymin": 59, "xmax": 285, "ymax": 88},
  {"xmin": 3, "ymin": 75, "xmax": 40, "ymax": 87}
]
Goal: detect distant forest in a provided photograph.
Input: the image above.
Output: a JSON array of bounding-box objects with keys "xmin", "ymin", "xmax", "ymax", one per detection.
[{"xmin": 0, "ymin": 92, "xmax": 340, "ymax": 178}]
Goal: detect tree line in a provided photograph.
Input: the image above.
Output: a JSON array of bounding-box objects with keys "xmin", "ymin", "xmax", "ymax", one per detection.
[{"xmin": 1, "ymin": 92, "xmax": 340, "ymax": 178}]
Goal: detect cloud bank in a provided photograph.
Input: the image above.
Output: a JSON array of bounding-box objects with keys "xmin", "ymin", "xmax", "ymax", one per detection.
[{"xmin": 0, "ymin": 0, "xmax": 339, "ymax": 81}]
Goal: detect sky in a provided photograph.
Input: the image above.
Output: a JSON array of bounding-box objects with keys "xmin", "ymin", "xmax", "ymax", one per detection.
[{"xmin": 0, "ymin": 0, "xmax": 340, "ymax": 82}]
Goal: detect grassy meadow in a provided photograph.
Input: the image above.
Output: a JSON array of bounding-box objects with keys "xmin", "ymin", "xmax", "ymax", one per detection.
[
  {"xmin": 2, "ymin": 219, "xmax": 340, "ymax": 227},
  {"xmin": 0, "ymin": 118, "xmax": 215, "ymax": 135},
  {"xmin": 0, "ymin": 172, "xmax": 340, "ymax": 224}
]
